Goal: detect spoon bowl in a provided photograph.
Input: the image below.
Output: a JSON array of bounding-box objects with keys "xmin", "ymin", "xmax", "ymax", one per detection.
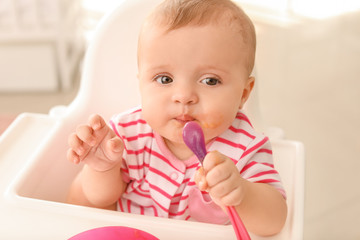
[{"xmin": 182, "ymin": 121, "xmax": 207, "ymax": 165}]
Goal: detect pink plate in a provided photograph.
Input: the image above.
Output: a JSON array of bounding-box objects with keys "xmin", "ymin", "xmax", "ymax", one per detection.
[{"xmin": 68, "ymin": 226, "xmax": 159, "ymax": 240}]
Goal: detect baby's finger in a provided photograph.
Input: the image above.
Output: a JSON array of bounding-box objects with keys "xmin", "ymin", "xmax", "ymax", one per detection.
[
  {"xmin": 208, "ymin": 175, "xmax": 236, "ymax": 199},
  {"xmin": 203, "ymin": 151, "xmax": 226, "ymax": 173},
  {"xmin": 68, "ymin": 132, "xmax": 86, "ymax": 155},
  {"xmin": 76, "ymin": 125, "xmax": 96, "ymax": 146},
  {"xmin": 67, "ymin": 148, "xmax": 80, "ymax": 164},
  {"xmin": 105, "ymin": 137, "xmax": 124, "ymax": 161},
  {"xmin": 204, "ymin": 152, "xmax": 232, "ymax": 188},
  {"xmin": 218, "ymin": 186, "xmax": 243, "ymax": 207},
  {"xmin": 195, "ymin": 167, "xmax": 208, "ymax": 191},
  {"xmin": 88, "ymin": 114, "xmax": 107, "ymax": 131},
  {"xmin": 108, "ymin": 137, "xmax": 124, "ymax": 152}
]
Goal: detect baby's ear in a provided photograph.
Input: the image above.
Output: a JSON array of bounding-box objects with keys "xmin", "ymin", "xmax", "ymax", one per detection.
[{"xmin": 239, "ymin": 76, "xmax": 255, "ymax": 109}]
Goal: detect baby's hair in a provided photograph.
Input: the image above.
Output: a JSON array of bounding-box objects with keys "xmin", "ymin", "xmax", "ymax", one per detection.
[{"xmin": 146, "ymin": 0, "xmax": 256, "ymax": 74}]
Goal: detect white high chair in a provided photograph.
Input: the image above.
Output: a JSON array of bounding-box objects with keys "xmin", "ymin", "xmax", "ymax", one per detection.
[{"xmin": 0, "ymin": 0, "xmax": 304, "ymax": 239}]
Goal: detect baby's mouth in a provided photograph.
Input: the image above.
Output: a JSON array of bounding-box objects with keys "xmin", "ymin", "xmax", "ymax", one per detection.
[{"xmin": 175, "ymin": 115, "xmax": 195, "ymax": 125}]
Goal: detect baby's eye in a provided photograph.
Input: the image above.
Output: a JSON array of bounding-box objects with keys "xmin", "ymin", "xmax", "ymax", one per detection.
[
  {"xmin": 155, "ymin": 75, "xmax": 173, "ymax": 84},
  {"xmin": 201, "ymin": 78, "xmax": 220, "ymax": 86}
]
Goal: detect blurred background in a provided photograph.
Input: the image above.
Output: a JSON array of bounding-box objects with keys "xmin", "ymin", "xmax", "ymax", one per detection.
[{"xmin": 0, "ymin": 0, "xmax": 359, "ymax": 239}]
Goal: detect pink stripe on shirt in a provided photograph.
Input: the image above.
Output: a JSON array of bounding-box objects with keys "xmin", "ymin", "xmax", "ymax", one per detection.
[
  {"xmin": 216, "ymin": 137, "xmax": 246, "ymax": 150},
  {"xmin": 118, "ymin": 119, "xmax": 147, "ymax": 127},
  {"xmin": 241, "ymin": 136, "xmax": 269, "ymax": 158},
  {"xmin": 229, "ymin": 126, "xmax": 255, "ymax": 139}
]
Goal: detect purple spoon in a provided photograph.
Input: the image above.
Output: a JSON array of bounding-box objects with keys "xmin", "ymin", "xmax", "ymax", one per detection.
[
  {"xmin": 182, "ymin": 121, "xmax": 251, "ymax": 240},
  {"xmin": 182, "ymin": 121, "xmax": 207, "ymax": 165}
]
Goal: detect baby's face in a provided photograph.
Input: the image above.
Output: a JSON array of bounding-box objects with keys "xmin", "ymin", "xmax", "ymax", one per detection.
[{"xmin": 138, "ymin": 23, "xmax": 253, "ymax": 157}]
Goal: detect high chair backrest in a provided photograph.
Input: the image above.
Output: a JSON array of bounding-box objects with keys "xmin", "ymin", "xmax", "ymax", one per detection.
[{"xmin": 65, "ymin": 0, "xmax": 154, "ymax": 123}]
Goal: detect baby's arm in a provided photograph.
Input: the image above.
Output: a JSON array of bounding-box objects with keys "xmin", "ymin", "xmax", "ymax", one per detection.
[
  {"xmin": 195, "ymin": 151, "xmax": 287, "ymax": 236},
  {"xmin": 66, "ymin": 114, "xmax": 127, "ymax": 210}
]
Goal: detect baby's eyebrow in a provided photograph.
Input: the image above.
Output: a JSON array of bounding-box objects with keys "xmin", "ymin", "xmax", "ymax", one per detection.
[
  {"xmin": 142, "ymin": 64, "xmax": 172, "ymax": 73},
  {"xmin": 196, "ymin": 64, "xmax": 228, "ymax": 75}
]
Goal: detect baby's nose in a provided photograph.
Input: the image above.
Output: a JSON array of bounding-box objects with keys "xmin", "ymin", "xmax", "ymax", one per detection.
[{"xmin": 171, "ymin": 85, "xmax": 198, "ymax": 105}]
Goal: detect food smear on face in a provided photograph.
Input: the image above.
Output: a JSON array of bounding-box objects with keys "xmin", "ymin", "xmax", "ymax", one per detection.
[{"xmin": 199, "ymin": 116, "xmax": 223, "ymax": 129}]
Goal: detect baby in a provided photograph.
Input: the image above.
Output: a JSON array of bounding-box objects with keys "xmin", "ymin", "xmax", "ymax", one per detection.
[{"xmin": 67, "ymin": 0, "xmax": 287, "ymax": 236}]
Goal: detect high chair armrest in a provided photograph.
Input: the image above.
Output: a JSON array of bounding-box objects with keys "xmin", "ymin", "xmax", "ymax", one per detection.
[
  {"xmin": 0, "ymin": 113, "xmax": 60, "ymax": 189},
  {"xmin": 49, "ymin": 105, "xmax": 69, "ymax": 118}
]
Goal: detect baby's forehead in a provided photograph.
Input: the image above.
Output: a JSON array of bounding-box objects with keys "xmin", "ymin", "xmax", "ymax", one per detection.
[
  {"xmin": 138, "ymin": 21, "xmax": 254, "ymax": 74},
  {"xmin": 139, "ymin": 1, "xmax": 256, "ymax": 74}
]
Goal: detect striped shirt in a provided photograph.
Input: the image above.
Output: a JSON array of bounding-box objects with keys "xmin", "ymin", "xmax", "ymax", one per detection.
[{"xmin": 110, "ymin": 107, "xmax": 285, "ymax": 224}]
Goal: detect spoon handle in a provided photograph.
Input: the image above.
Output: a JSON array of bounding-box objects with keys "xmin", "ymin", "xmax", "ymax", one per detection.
[{"xmin": 226, "ymin": 206, "xmax": 251, "ymax": 240}]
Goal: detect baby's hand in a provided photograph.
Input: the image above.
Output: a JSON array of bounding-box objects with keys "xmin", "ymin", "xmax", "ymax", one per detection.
[
  {"xmin": 195, "ymin": 151, "xmax": 247, "ymax": 207},
  {"xmin": 67, "ymin": 114, "xmax": 124, "ymax": 172}
]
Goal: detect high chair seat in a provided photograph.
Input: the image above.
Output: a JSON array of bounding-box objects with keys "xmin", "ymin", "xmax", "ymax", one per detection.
[{"xmin": 0, "ymin": 0, "xmax": 304, "ymax": 239}]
